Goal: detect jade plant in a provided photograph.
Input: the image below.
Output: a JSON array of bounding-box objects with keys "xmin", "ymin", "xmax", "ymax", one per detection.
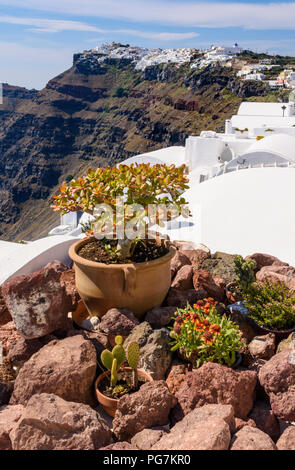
[{"xmin": 51, "ymin": 163, "xmax": 190, "ymax": 259}]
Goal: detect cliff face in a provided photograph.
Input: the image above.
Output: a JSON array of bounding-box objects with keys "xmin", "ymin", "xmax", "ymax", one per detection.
[{"xmin": 0, "ymin": 52, "xmax": 269, "ymax": 242}]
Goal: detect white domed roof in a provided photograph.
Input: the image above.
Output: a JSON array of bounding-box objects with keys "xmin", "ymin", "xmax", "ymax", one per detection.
[
  {"xmin": 117, "ymin": 155, "xmax": 164, "ymax": 166},
  {"xmin": 246, "ymin": 133, "xmax": 295, "ymax": 162}
]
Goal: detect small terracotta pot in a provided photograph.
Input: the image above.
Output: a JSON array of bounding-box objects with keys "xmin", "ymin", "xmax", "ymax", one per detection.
[
  {"xmin": 69, "ymin": 237, "xmax": 176, "ymax": 319},
  {"xmin": 95, "ymin": 367, "xmax": 153, "ymax": 417},
  {"xmin": 225, "ymin": 282, "xmax": 243, "ymax": 304}
]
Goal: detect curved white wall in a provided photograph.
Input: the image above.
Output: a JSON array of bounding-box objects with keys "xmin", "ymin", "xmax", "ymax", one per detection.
[
  {"xmin": 164, "ymin": 167, "xmax": 295, "ymax": 266},
  {"xmin": 0, "ymin": 236, "xmax": 81, "ymax": 285}
]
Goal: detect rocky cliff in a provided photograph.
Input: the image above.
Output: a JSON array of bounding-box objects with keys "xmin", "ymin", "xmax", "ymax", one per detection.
[{"xmin": 0, "ymin": 47, "xmax": 273, "ymax": 241}]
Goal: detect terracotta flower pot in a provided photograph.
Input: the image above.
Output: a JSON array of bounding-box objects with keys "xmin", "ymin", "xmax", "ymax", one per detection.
[
  {"xmin": 95, "ymin": 367, "xmax": 153, "ymax": 417},
  {"xmin": 225, "ymin": 282, "xmax": 243, "ymax": 304},
  {"xmin": 69, "ymin": 237, "xmax": 176, "ymax": 319}
]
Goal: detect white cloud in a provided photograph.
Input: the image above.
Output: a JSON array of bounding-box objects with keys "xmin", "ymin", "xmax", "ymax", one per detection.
[
  {"xmin": 0, "ymin": 1, "xmax": 295, "ymax": 30},
  {"xmin": 0, "ymin": 15, "xmax": 105, "ymax": 33},
  {"xmin": 104, "ymin": 30, "xmax": 199, "ymax": 40},
  {"xmin": 0, "ymin": 15, "xmax": 198, "ymax": 39}
]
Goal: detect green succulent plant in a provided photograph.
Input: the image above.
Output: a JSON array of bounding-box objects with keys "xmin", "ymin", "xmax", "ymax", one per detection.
[
  {"xmin": 100, "ymin": 335, "xmax": 126, "ymax": 388},
  {"xmin": 234, "ymin": 255, "xmax": 257, "ymax": 294},
  {"xmin": 126, "ymin": 342, "xmax": 140, "ymax": 390}
]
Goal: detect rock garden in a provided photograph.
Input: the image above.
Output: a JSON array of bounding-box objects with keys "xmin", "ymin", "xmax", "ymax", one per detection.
[
  {"xmin": 0, "ymin": 246, "xmax": 295, "ymax": 451},
  {"xmin": 0, "ymin": 163, "xmax": 295, "ymax": 451}
]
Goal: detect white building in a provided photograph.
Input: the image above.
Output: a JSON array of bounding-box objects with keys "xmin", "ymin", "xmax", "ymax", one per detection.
[
  {"xmin": 1, "ymin": 93, "xmax": 295, "ymax": 283},
  {"xmin": 244, "ymin": 73, "xmax": 266, "ymax": 81}
]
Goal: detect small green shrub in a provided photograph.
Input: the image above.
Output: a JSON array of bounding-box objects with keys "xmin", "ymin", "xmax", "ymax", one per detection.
[
  {"xmin": 244, "ymin": 280, "xmax": 295, "ymax": 331},
  {"xmin": 234, "ymin": 255, "xmax": 256, "ymax": 293},
  {"xmin": 113, "ymin": 86, "xmax": 127, "ymax": 98}
]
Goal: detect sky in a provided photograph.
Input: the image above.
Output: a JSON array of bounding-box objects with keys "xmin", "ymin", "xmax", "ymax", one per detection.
[{"xmin": 0, "ymin": 0, "xmax": 295, "ymax": 89}]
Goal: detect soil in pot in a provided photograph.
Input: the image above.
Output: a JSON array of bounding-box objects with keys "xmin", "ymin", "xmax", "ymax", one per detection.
[
  {"xmin": 0, "ymin": 360, "xmax": 16, "ymax": 383},
  {"xmin": 77, "ymin": 238, "xmax": 169, "ymax": 264},
  {"xmin": 97, "ymin": 369, "xmax": 147, "ymax": 399}
]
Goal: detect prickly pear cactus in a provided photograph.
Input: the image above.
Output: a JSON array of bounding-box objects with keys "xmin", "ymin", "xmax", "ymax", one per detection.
[
  {"xmin": 127, "ymin": 342, "xmax": 140, "ymax": 370},
  {"xmin": 111, "ymin": 357, "xmax": 118, "ymax": 388},
  {"xmin": 115, "ymin": 335, "xmax": 123, "ymax": 345},
  {"xmin": 101, "ymin": 349, "xmax": 114, "ymax": 371},
  {"xmin": 112, "ymin": 344, "xmax": 125, "ymax": 369}
]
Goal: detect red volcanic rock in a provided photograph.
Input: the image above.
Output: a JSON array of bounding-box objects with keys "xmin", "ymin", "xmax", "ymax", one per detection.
[
  {"xmin": 174, "ymin": 362, "xmax": 257, "ymax": 420},
  {"xmin": 101, "ymin": 442, "xmax": 138, "ymax": 450},
  {"xmin": 131, "ymin": 427, "xmax": 169, "ymax": 450},
  {"xmin": 165, "ymin": 288, "xmax": 207, "ymax": 308},
  {"xmin": 10, "ymin": 394, "xmax": 111, "ymax": 450},
  {"xmin": 0, "ymin": 321, "xmax": 22, "ymax": 357},
  {"xmin": 256, "ymin": 265, "xmax": 295, "ymax": 291},
  {"xmin": 193, "ymin": 270, "xmax": 225, "ymax": 302},
  {"xmin": 166, "ymin": 364, "xmax": 192, "ymax": 395},
  {"xmin": 2, "ymin": 261, "xmax": 74, "ymax": 339},
  {"xmin": 0, "ymin": 287, "xmax": 11, "ymax": 326},
  {"xmin": 180, "ymin": 249, "xmax": 211, "ymax": 270},
  {"xmin": 67, "ymin": 329, "xmax": 110, "ymax": 358},
  {"xmin": 60, "ymin": 268, "xmax": 80, "ymax": 309},
  {"xmin": 230, "ymin": 426, "xmax": 277, "ymax": 450},
  {"xmin": 7, "ymin": 334, "xmax": 56, "ymax": 365},
  {"xmin": 248, "ymin": 334, "xmax": 276, "ymax": 360},
  {"xmin": 246, "ymin": 253, "xmax": 289, "ymax": 271},
  {"xmin": 113, "ymin": 381, "xmax": 177, "ymax": 441},
  {"xmin": 276, "ymin": 426, "xmax": 295, "ymax": 450},
  {"xmin": 0, "ymin": 404, "xmax": 24, "ymax": 450},
  {"xmin": 153, "ymin": 416, "xmax": 231, "ymax": 450},
  {"xmin": 259, "ymin": 350, "xmax": 295, "ymax": 421},
  {"xmin": 99, "ymin": 308, "xmax": 139, "ymax": 339},
  {"xmin": 171, "ymin": 265, "xmax": 194, "ymax": 290},
  {"xmin": 145, "ymin": 306, "xmax": 177, "ymax": 329},
  {"xmin": 10, "ymin": 335, "xmax": 97, "ymax": 406},
  {"xmin": 170, "ymin": 251, "xmax": 191, "ymax": 278},
  {"xmin": 234, "ymin": 418, "xmax": 256, "ymax": 432},
  {"xmin": 248, "ymin": 400, "xmax": 280, "ymax": 441}
]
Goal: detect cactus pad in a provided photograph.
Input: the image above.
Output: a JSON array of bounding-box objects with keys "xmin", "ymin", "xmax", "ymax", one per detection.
[
  {"xmin": 127, "ymin": 342, "xmax": 140, "ymax": 370},
  {"xmin": 101, "ymin": 349, "xmax": 114, "ymax": 370},
  {"xmin": 115, "ymin": 335, "xmax": 123, "ymax": 345},
  {"xmin": 111, "ymin": 357, "xmax": 118, "ymax": 388},
  {"xmin": 112, "ymin": 344, "xmax": 125, "ymax": 369}
]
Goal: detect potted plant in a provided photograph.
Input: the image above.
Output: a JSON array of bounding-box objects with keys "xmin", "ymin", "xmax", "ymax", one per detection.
[
  {"xmin": 169, "ymin": 299, "xmax": 243, "ymax": 368},
  {"xmin": 226, "ymin": 256, "xmax": 257, "ymax": 304},
  {"xmin": 51, "ymin": 163, "xmax": 190, "ymax": 318},
  {"xmin": 243, "ymin": 280, "xmax": 295, "ymax": 341},
  {"xmin": 95, "ymin": 336, "xmax": 153, "ymax": 417}
]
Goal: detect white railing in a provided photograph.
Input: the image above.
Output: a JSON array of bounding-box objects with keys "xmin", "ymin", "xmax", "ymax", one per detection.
[{"xmin": 199, "ymin": 161, "xmax": 295, "ymax": 183}]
